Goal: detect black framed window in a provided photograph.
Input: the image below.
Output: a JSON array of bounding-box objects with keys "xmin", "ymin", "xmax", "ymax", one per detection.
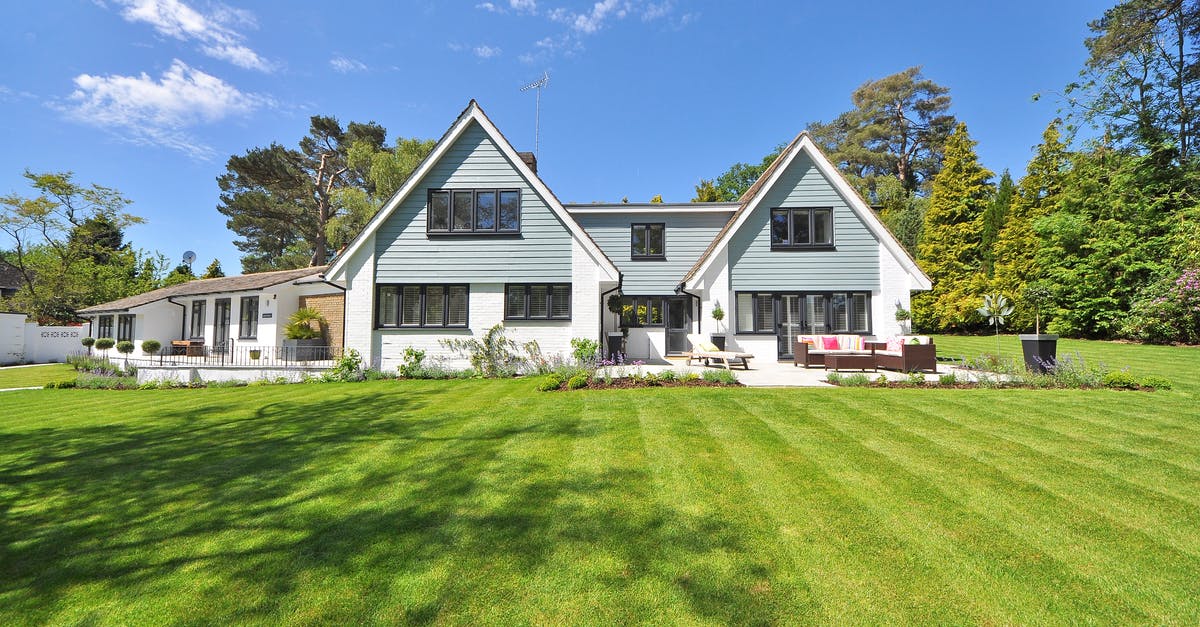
[
  {"xmin": 190, "ymin": 300, "xmax": 206, "ymax": 338},
  {"xmin": 239, "ymin": 296, "xmax": 259, "ymax": 339},
  {"xmin": 376, "ymin": 284, "xmax": 468, "ymax": 328},
  {"xmin": 505, "ymin": 284, "xmax": 571, "ymax": 320},
  {"xmin": 631, "ymin": 223, "xmax": 665, "ymax": 259},
  {"xmin": 117, "ymin": 314, "xmax": 134, "ymax": 342},
  {"xmin": 735, "ymin": 291, "xmax": 870, "ymax": 334},
  {"xmin": 427, "ymin": 189, "xmax": 520, "ymax": 234},
  {"xmin": 770, "ymin": 208, "xmax": 834, "ymax": 249},
  {"xmin": 97, "ymin": 315, "xmax": 114, "ymax": 339},
  {"xmin": 619, "ymin": 296, "xmax": 665, "ymax": 327}
]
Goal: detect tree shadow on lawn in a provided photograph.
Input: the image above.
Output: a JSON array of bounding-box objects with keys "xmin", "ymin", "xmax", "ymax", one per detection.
[{"xmin": 0, "ymin": 387, "xmax": 760, "ymax": 623}]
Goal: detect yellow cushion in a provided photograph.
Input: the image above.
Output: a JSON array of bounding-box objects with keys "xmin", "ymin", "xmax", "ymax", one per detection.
[{"xmin": 698, "ymin": 341, "xmax": 721, "ymax": 352}]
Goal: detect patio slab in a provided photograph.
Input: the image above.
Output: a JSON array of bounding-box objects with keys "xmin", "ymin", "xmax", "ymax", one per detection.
[{"xmin": 603, "ymin": 358, "xmax": 974, "ymax": 387}]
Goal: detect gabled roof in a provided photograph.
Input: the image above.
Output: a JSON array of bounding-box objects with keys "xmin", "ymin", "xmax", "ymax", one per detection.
[
  {"xmin": 565, "ymin": 202, "xmax": 739, "ymax": 213},
  {"xmin": 325, "ymin": 100, "xmax": 620, "ymax": 282},
  {"xmin": 0, "ymin": 258, "xmax": 23, "ymax": 289},
  {"xmin": 78, "ymin": 266, "xmax": 327, "ymax": 314},
  {"xmin": 681, "ymin": 132, "xmax": 932, "ymax": 291}
]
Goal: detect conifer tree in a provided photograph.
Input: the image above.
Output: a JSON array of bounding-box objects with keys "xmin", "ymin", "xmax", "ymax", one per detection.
[
  {"xmin": 913, "ymin": 122, "xmax": 994, "ymax": 331},
  {"xmin": 981, "ymin": 169, "xmax": 1014, "ymax": 277},
  {"xmin": 991, "ymin": 121, "xmax": 1069, "ymax": 329},
  {"xmin": 201, "ymin": 258, "xmax": 225, "ymax": 279}
]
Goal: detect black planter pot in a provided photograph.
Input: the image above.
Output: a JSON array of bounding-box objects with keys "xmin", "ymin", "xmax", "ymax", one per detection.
[
  {"xmin": 1019, "ymin": 334, "xmax": 1058, "ymax": 373},
  {"xmin": 284, "ymin": 338, "xmax": 327, "ymax": 361},
  {"xmin": 710, "ymin": 334, "xmax": 726, "ymax": 351},
  {"xmin": 606, "ymin": 332, "xmax": 626, "ymax": 362}
]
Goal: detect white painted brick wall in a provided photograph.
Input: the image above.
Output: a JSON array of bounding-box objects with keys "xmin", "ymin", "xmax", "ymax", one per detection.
[
  {"xmin": 342, "ymin": 234, "xmax": 376, "ymax": 365},
  {"xmin": 875, "ymin": 241, "xmax": 912, "ymax": 339}
]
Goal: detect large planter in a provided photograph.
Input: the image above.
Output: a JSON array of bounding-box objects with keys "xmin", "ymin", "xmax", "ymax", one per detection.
[
  {"xmin": 710, "ymin": 334, "xmax": 726, "ymax": 351},
  {"xmin": 284, "ymin": 338, "xmax": 327, "ymax": 361},
  {"xmin": 1019, "ymin": 334, "xmax": 1058, "ymax": 373}
]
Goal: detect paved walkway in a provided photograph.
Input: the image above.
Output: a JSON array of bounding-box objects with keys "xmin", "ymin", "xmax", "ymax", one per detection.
[{"xmin": 604, "ymin": 357, "xmax": 970, "ymax": 387}]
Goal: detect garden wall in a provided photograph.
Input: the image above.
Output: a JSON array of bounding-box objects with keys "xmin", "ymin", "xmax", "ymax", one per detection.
[
  {"xmin": 0, "ymin": 315, "xmax": 84, "ymax": 365},
  {"xmin": 136, "ymin": 364, "xmax": 331, "ymax": 384}
]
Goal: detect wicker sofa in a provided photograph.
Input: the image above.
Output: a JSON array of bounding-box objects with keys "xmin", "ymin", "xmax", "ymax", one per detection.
[
  {"xmin": 793, "ymin": 335, "xmax": 873, "ymax": 368},
  {"xmin": 869, "ymin": 336, "xmax": 937, "ymax": 373}
]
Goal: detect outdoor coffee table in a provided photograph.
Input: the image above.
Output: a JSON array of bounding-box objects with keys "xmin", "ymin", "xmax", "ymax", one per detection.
[{"xmin": 825, "ymin": 353, "xmax": 876, "ymax": 372}]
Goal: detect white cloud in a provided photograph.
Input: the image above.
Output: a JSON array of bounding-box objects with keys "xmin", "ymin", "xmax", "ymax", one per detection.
[
  {"xmin": 473, "ymin": 45, "xmax": 502, "ymax": 59},
  {"xmin": 475, "ymin": 2, "xmax": 501, "ymax": 12},
  {"xmin": 58, "ymin": 59, "xmax": 267, "ymax": 159},
  {"xmin": 112, "ymin": 0, "xmax": 272, "ymax": 72},
  {"xmin": 477, "ymin": 0, "xmax": 536, "ymax": 13},
  {"xmin": 329, "ymin": 56, "xmax": 368, "ymax": 73},
  {"xmin": 550, "ymin": 0, "xmax": 628, "ymax": 34}
]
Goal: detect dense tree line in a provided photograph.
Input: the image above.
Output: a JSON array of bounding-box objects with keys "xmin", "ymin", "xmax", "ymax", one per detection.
[{"xmin": 697, "ymin": 0, "xmax": 1200, "ymax": 343}]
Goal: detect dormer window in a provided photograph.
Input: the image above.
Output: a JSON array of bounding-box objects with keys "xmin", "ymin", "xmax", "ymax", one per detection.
[
  {"xmin": 770, "ymin": 208, "xmax": 833, "ymax": 249},
  {"xmin": 631, "ymin": 223, "xmax": 665, "ymax": 259},
  {"xmin": 427, "ymin": 189, "xmax": 520, "ymax": 234}
]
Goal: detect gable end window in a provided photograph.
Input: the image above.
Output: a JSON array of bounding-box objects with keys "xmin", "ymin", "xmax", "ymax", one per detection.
[
  {"xmin": 376, "ymin": 284, "xmax": 469, "ymax": 328},
  {"xmin": 427, "ymin": 189, "xmax": 521, "ymax": 234},
  {"xmin": 630, "ymin": 223, "xmax": 665, "ymax": 259},
  {"xmin": 770, "ymin": 208, "xmax": 833, "ymax": 249},
  {"xmin": 117, "ymin": 314, "xmax": 135, "ymax": 342},
  {"xmin": 239, "ymin": 296, "xmax": 259, "ymax": 339},
  {"xmin": 505, "ymin": 284, "xmax": 571, "ymax": 320}
]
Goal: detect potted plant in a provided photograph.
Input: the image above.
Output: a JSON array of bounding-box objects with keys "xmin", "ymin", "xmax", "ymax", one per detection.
[
  {"xmin": 1019, "ymin": 283, "xmax": 1057, "ymax": 373},
  {"xmin": 141, "ymin": 339, "xmax": 161, "ymax": 356},
  {"xmin": 894, "ymin": 302, "xmax": 911, "ymax": 335},
  {"xmin": 81, "ymin": 336, "xmax": 95, "ymax": 355},
  {"xmin": 249, "ymin": 349, "xmax": 262, "ymax": 360},
  {"xmin": 94, "ymin": 337, "xmax": 115, "ymax": 355},
  {"xmin": 605, "ymin": 292, "xmax": 626, "ymax": 360},
  {"xmin": 710, "ymin": 302, "xmax": 727, "ymax": 350},
  {"xmin": 116, "ymin": 340, "xmax": 135, "ymax": 367},
  {"xmin": 283, "ymin": 307, "xmax": 327, "ymax": 361}
]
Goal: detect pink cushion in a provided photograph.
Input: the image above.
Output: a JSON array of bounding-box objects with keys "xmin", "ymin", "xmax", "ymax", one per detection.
[
  {"xmin": 822, "ymin": 336, "xmax": 840, "ymax": 350},
  {"xmin": 886, "ymin": 337, "xmax": 903, "ymax": 352}
]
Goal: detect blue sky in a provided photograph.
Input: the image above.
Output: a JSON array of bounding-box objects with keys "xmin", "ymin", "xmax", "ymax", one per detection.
[{"xmin": 2, "ymin": 0, "xmax": 1098, "ymax": 273}]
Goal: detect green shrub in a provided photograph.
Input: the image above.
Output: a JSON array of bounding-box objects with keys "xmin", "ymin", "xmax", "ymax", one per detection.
[
  {"xmin": 116, "ymin": 340, "xmax": 135, "ymax": 355},
  {"xmin": 94, "ymin": 338, "xmax": 115, "ymax": 350},
  {"xmin": 567, "ymin": 373, "xmax": 589, "ymax": 390},
  {"xmin": 326, "ymin": 349, "xmax": 365, "ymax": 382},
  {"xmin": 81, "ymin": 337, "xmax": 95, "ymax": 349},
  {"xmin": 643, "ymin": 372, "xmax": 662, "ymax": 386},
  {"xmin": 1101, "ymin": 369, "xmax": 1140, "ymax": 390},
  {"xmin": 138, "ymin": 381, "xmax": 160, "ymax": 390},
  {"xmin": 398, "ymin": 347, "xmax": 427, "ymax": 378},
  {"xmin": 938, "ymin": 373, "xmax": 958, "ymax": 386},
  {"xmin": 75, "ymin": 374, "xmax": 137, "ymax": 389},
  {"xmin": 67, "ymin": 354, "xmax": 122, "ymax": 376},
  {"xmin": 874, "ymin": 375, "xmax": 890, "ymax": 387},
  {"xmin": 907, "ymin": 372, "xmax": 926, "ymax": 386},
  {"xmin": 701, "ymin": 369, "xmax": 738, "ymax": 385},
  {"xmin": 1139, "ymin": 374, "xmax": 1173, "ymax": 390},
  {"xmin": 44, "ymin": 379, "xmax": 77, "ymax": 389},
  {"xmin": 141, "ymin": 339, "xmax": 161, "ymax": 355},
  {"xmin": 209, "ymin": 379, "xmax": 249, "ymax": 388},
  {"xmin": 441, "ymin": 324, "xmax": 525, "ymax": 378},
  {"xmin": 537, "ymin": 373, "xmax": 565, "ymax": 391},
  {"xmin": 825, "ymin": 372, "xmax": 842, "ymax": 385},
  {"xmin": 841, "ymin": 373, "xmax": 871, "ymax": 387},
  {"xmin": 284, "ymin": 307, "xmax": 326, "ymax": 340},
  {"xmin": 364, "ymin": 369, "xmax": 395, "ymax": 381},
  {"xmin": 658, "ymin": 370, "xmax": 677, "ymax": 382},
  {"xmin": 682, "ymin": 372, "xmax": 700, "ymax": 383},
  {"xmin": 569, "ymin": 337, "xmax": 600, "ymax": 364}
]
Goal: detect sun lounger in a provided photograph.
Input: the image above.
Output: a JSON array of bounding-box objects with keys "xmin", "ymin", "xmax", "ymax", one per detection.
[{"xmin": 684, "ymin": 334, "xmax": 753, "ymax": 370}]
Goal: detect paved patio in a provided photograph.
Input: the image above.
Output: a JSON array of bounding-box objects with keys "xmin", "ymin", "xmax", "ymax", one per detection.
[{"xmin": 603, "ymin": 357, "xmax": 976, "ymax": 387}]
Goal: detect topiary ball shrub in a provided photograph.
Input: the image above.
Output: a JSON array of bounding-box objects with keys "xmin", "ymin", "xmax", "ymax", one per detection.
[
  {"xmin": 81, "ymin": 337, "xmax": 96, "ymax": 349},
  {"xmin": 537, "ymin": 373, "xmax": 565, "ymax": 391},
  {"xmin": 567, "ymin": 373, "xmax": 589, "ymax": 390},
  {"xmin": 116, "ymin": 341, "xmax": 135, "ymax": 355},
  {"xmin": 141, "ymin": 339, "xmax": 161, "ymax": 355},
  {"xmin": 94, "ymin": 338, "xmax": 115, "ymax": 351},
  {"xmin": 1101, "ymin": 370, "xmax": 1140, "ymax": 390},
  {"xmin": 1138, "ymin": 374, "xmax": 1172, "ymax": 391}
]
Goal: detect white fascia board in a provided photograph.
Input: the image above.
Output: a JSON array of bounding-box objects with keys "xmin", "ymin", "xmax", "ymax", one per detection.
[{"xmin": 566, "ymin": 206, "xmax": 737, "ymax": 214}]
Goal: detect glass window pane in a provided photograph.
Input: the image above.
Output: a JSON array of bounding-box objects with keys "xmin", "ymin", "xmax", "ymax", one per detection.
[
  {"xmin": 792, "ymin": 210, "xmax": 811, "ymax": 245},
  {"xmin": 379, "ymin": 286, "xmax": 398, "ymax": 326},
  {"xmin": 736, "ymin": 293, "xmax": 754, "ymax": 333},
  {"xmin": 190, "ymin": 303, "xmax": 204, "ymax": 338},
  {"xmin": 240, "ymin": 297, "xmax": 258, "ymax": 338},
  {"xmin": 620, "ymin": 296, "xmax": 640, "ymax": 327},
  {"xmin": 498, "ymin": 191, "xmax": 520, "ymax": 231},
  {"xmin": 551, "ymin": 285, "xmax": 571, "ymax": 318},
  {"xmin": 425, "ymin": 285, "xmax": 445, "ymax": 326},
  {"xmin": 806, "ymin": 295, "xmax": 826, "ymax": 333},
  {"xmin": 648, "ymin": 225, "xmax": 664, "ymax": 256},
  {"xmin": 505, "ymin": 285, "xmax": 526, "ymax": 318},
  {"xmin": 648, "ymin": 298, "xmax": 663, "ymax": 325},
  {"xmin": 529, "ymin": 285, "xmax": 549, "ymax": 318},
  {"xmin": 851, "ymin": 293, "xmax": 869, "ymax": 332},
  {"xmin": 754, "ymin": 294, "xmax": 773, "ymax": 332},
  {"xmin": 814, "ymin": 209, "xmax": 832, "ymax": 244},
  {"xmin": 401, "ymin": 286, "xmax": 421, "ymax": 325},
  {"xmin": 429, "ymin": 191, "xmax": 450, "ymax": 230},
  {"xmin": 770, "ymin": 210, "xmax": 789, "ymax": 245},
  {"xmin": 631, "ymin": 226, "xmax": 646, "ymax": 257},
  {"xmin": 452, "ymin": 191, "xmax": 473, "ymax": 230},
  {"xmin": 475, "ymin": 191, "xmax": 496, "ymax": 231},
  {"xmin": 831, "ymin": 293, "xmax": 848, "ymax": 332},
  {"xmin": 447, "ymin": 286, "xmax": 469, "ymax": 326}
]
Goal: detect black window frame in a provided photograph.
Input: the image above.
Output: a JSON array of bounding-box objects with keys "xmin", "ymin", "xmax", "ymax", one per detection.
[
  {"xmin": 504, "ymin": 284, "xmax": 572, "ymax": 320},
  {"xmin": 116, "ymin": 314, "xmax": 134, "ymax": 342},
  {"xmin": 238, "ymin": 296, "xmax": 259, "ymax": 340},
  {"xmin": 97, "ymin": 314, "xmax": 114, "ymax": 339},
  {"xmin": 619, "ymin": 296, "xmax": 666, "ymax": 328},
  {"xmin": 734, "ymin": 291, "xmax": 871, "ymax": 335},
  {"xmin": 375, "ymin": 284, "xmax": 469, "ymax": 329},
  {"xmin": 630, "ymin": 223, "xmax": 666, "ymax": 260},
  {"xmin": 426, "ymin": 188, "xmax": 521, "ymax": 235},
  {"xmin": 769, "ymin": 207, "xmax": 835, "ymax": 250},
  {"xmin": 190, "ymin": 300, "xmax": 206, "ymax": 339}
]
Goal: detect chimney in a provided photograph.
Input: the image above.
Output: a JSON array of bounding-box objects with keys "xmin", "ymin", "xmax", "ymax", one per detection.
[{"xmin": 517, "ymin": 151, "xmax": 537, "ymax": 174}]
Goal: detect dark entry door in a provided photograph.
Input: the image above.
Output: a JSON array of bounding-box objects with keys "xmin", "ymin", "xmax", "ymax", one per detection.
[
  {"xmin": 214, "ymin": 298, "xmax": 231, "ymax": 353},
  {"xmin": 665, "ymin": 297, "xmax": 692, "ymax": 355}
]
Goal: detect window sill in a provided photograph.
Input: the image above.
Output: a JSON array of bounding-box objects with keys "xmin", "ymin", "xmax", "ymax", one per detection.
[
  {"xmin": 769, "ymin": 244, "xmax": 836, "ymax": 251},
  {"xmin": 426, "ymin": 231, "xmax": 521, "ymax": 237},
  {"xmin": 376, "ymin": 325, "xmax": 470, "ymax": 330},
  {"xmin": 630, "ymin": 256, "xmax": 667, "ymax": 261},
  {"xmin": 503, "ymin": 317, "xmax": 572, "ymax": 322}
]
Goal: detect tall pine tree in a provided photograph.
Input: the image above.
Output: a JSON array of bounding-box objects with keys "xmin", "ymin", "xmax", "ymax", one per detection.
[
  {"xmin": 981, "ymin": 169, "xmax": 1014, "ymax": 277},
  {"xmin": 914, "ymin": 122, "xmax": 994, "ymax": 331},
  {"xmin": 991, "ymin": 121, "xmax": 1069, "ymax": 329}
]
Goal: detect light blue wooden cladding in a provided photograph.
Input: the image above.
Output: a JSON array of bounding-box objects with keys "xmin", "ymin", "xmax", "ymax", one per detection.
[
  {"xmin": 374, "ymin": 121, "xmax": 573, "ymax": 282},
  {"xmin": 729, "ymin": 152, "xmax": 880, "ymax": 291},
  {"xmin": 573, "ymin": 211, "xmax": 730, "ymax": 294}
]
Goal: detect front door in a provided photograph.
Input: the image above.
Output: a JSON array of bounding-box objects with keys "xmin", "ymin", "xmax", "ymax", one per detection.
[
  {"xmin": 777, "ymin": 294, "xmax": 804, "ymax": 359},
  {"xmin": 214, "ymin": 298, "xmax": 231, "ymax": 353},
  {"xmin": 665, "ymin": 297, "xmax": 692, "ymax": 355}
]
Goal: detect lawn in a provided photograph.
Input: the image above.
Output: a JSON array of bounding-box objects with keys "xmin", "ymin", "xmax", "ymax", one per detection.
[
  {"xmin": 0, "ymin": 363, "xmax": 74, "ymax": 389},
  {"xmin": 1, "ymin": 339, "xmax": 1198, "ymax": 623}
]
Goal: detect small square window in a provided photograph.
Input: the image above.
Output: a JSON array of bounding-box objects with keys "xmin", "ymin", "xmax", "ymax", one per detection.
[{"xmin": 631, "ymin": 223, "xmax": 665, "ymax": 259}]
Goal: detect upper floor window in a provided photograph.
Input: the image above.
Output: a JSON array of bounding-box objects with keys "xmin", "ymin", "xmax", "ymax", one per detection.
[
  {"xmin": 427, "ymin": 189, "xmax": 520, "ymax": 234},
  {"xmin": 631, "ymin": 223, "xmax": 665, "ymax": 259},
  {"xmin": 770, "ymin": 208, "xmax": 833, "ymax": 249}
]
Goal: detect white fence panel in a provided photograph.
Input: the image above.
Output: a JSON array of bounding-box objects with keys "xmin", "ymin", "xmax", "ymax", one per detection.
[{"xmin": 0, "ymin": 313, "xmax": 25, "ymax": 365}]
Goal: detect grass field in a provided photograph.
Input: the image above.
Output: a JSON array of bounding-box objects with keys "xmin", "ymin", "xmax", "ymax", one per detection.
[
  {"xmin": 0, "ymin": 363, "xmax": 74, "ymax": 389},
  {"xmin": 1, "ymin": 338, "xmax": 1198, "ymax": 623}
]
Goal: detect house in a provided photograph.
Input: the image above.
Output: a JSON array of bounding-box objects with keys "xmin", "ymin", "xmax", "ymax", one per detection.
[
  {"xmin": 78, "ymin": 266, "xmax": 344, "ymax": 356},
  {"xmin": 324, "ymin": 100, "xmax": 930, "ymax": 369},
  {"xmin": 0, "ymin": 258, "xmax": 22, "ymax": 299}
]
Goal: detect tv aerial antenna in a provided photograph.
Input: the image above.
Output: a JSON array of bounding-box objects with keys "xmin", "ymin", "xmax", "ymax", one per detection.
[
  {"xmin": 182, "ymin": 250, "xmax": 196, "ymax": 267},
  {"xmin": 519, "ymin": 71, "xmax": 550, "ymax": 158}
]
